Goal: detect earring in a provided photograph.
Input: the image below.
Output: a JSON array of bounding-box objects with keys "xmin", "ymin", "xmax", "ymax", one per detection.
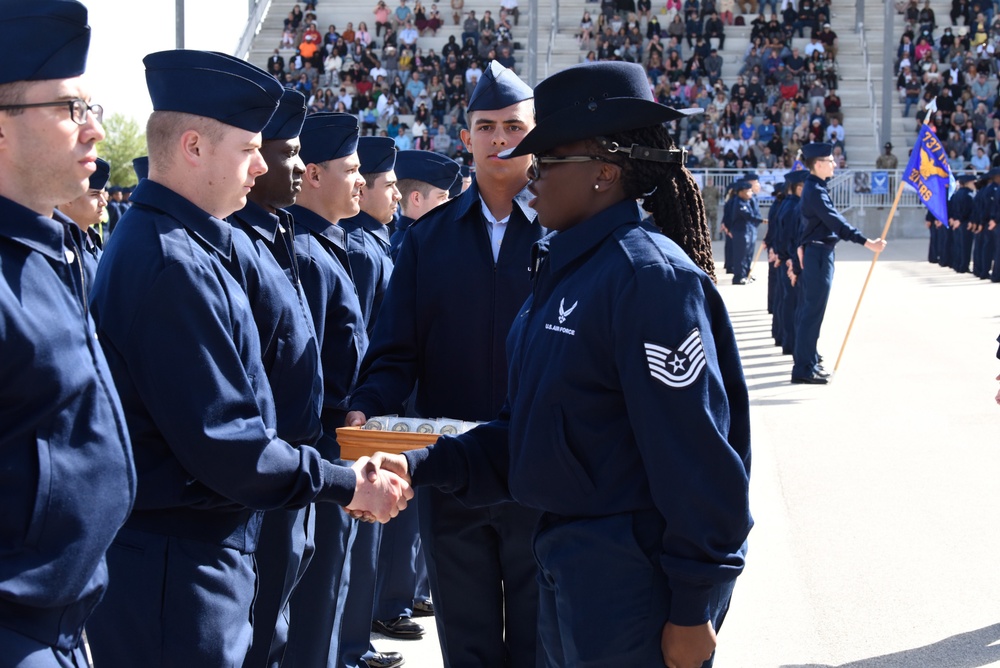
[{"xmin": 593, "ymin": 184, "xmax": 599, "ymax": 190}]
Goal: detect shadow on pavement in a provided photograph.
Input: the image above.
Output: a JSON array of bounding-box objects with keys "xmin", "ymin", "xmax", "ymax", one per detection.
[{"xmin": 781, "ymin": 623, "xmax": 1000, "ymax": 668}]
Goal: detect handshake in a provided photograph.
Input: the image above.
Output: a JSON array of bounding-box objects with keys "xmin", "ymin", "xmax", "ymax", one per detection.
[{"xmin": 343, "ymin": 410, "xmax": 417, "ymax": 524}]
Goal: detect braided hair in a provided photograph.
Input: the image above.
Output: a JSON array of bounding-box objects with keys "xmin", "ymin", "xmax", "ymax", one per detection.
[{"xmin": 590, "ymin": 124, "xmax": 716, "ymax": 282}]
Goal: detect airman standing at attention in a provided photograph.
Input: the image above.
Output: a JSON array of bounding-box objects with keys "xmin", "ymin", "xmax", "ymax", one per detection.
[
  {"xmin": 55, "ymin": 155, "xmax": 110, "ymax": 288},
  {"xmin": 0, "ymin": 2, "xmax": 135, "ymax": 665}
]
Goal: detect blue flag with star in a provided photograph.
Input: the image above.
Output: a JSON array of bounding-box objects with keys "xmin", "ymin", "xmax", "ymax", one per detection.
[{"xmin": 902, "ymin": 123, "xmax": 952, "ymax": 225}]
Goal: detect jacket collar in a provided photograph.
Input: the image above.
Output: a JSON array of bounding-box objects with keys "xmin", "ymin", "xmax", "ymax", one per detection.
[
  {"xmin": 287, "ymin": 203, "xmax": 347, "ymax": 250},
  {"xmin": 0, "ymin": 195, "xmax": 72, "ymax": 262},
  {"xmin": 543, "ymin": 199, "xmax": 639, "ymax": 275},
  {"xmin": 130, "ymin": 179, "xmax": 233, "ymax": 258}
]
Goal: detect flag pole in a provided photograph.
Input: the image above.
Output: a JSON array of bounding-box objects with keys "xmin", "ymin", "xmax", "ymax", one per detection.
[{"xmin": 832, "ymin": 178, "xmax": 903, "ymax": 372}]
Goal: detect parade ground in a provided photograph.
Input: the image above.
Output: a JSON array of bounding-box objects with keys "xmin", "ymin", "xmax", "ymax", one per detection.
[{"xmin": 377, "ymin": 237, "xmax": 1000, "ymax": 667}]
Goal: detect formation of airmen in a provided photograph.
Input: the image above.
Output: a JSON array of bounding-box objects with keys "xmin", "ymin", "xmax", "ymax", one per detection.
[
  {"xmin": 2, "ymin": 2, "xmax": 752, "ymax": 667},
  {"xmin": 931, "ymin": 168, "xmax": 1000, "ymax": 281},
  {"xmin": 722, "ymin": 144, "xmax": 886, "ymax": 385}
]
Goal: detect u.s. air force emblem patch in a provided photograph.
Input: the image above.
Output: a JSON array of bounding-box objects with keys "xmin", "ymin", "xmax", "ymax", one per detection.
[{"xmin": 643, "ymin": 329, "xmax": 706, "ymax": 388}]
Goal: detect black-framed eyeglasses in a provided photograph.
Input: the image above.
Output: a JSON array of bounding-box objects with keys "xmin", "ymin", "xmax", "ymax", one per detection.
[
  {"xmin": 529, "ymin": 154, "xmax": 617, "ymax": 178},
  {"xmin": 0, "ymin": 98, "xmax": 103, "ymax": 125}
]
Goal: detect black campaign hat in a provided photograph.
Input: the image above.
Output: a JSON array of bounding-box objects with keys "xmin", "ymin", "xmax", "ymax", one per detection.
[
  {"xmin": 132, "ymin": 156, "xmax": 149, "ymax": 181},
  {"xmin": 90, "ymin": 158, "xmax": 110, "ymax": 190},
  {"xmin": 263, "ymin": 89, "xmax": 307, "ymax": 141},
  {"xmin": 299, "ymin": 112, "xmax": 359, "ymax": 165},
  {"xmin": 503, "ymin": 61, "xmax": 700, "ymax": 159},
  {"xmin": 144, "ymin": 50, "xmax": 283, "ymax": 133},
  {"xmin": 0, "ymin": 0, "xmax": 90, "ymax": 85}
]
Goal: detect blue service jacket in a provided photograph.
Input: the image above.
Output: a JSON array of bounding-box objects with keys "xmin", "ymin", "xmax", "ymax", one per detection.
[
  {"xmin": 340, "ymin": 210, "xmax": 394, "ymax": 334},
  {"xmin": 228, "ymin": 200, "xmax": 323, "ymax": 448},
  {"xmin": 731, "ymin": 197, "xmax": 763, "ymax": 230},
  {"xmin": 407, "ymin": 199, "xmax": 752, "ymax": 627},
  {"xmin": 799, "ymin": 174, "xmax": 866, "ymax": 246},
  {"xmin": 90, "ymin": 181, "xmax": 356, "ymax": 533},
  {"xmin": 389, "ymin": 214, "xmax": 415, "ymax": 261},
  {"xmin": 350, "ymin": 179, "xmax": 542, "ymax": 423},
  {"xmin": 0, "ymin": 196, "xmax": 135, "ymax": 649},
  {"xmin": 973, "ymin": 182, "xmax": 996, "ymax": 228},
  {"xmin": 948, "ymin": 187, "xmax": 975, "ymax": 225},
  {"xmin": 287, "ymin": 204, "xmax": 368, "ymax": 452},
  {"xmin": 722, "ymin": 194, "xmax": 737, "ymax": 229},
  {"xmin": 54, "ymin": 210, "xmax": 102, "ymax": 292},
  {"xmin": 762, "ymin": 195, "xmax": 785, "ymax": 249},
  {"xmin": 776, "ymin": 194, "xmax": 802, "ymax": 270}
]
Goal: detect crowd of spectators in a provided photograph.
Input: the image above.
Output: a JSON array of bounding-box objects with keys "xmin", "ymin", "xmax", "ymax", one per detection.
[
  {"xmin": 577, "ymin": 0, "xmax": 845, "ymax": 174},
  {"xmin": 265, "ymin": 0, "xmax": 522, "ymax": 161},
  {"xmin": 895, "ymin": 0, "xmax": 1000, "ymax": 173}
]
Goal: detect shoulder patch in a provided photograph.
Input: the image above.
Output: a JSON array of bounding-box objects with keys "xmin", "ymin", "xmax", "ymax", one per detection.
[{"xmin": 644, "ymin": 328, "xmax": 707, "ymax": 389}]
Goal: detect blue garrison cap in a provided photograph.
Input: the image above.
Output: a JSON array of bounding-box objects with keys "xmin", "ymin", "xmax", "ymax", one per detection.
[
  {"xmin": 801, "ymin": 142, "xmax": 834, "ymax": 159},
  {"xmin": 394, "ymin": 150, "xmax": 460, "ymax": 190},
  {"xmin": 144, "ymin": 50, "xmax": 283, "ymax": 133},
  {"xmin": 743, "ymin": 172, "xmax": 760, "ymax": 182},
  {"xmin": 467, "ymin": 60, "xmax": 533, "ymax": 113},
  {"xmin": 460, "ymin": 165, "xmax": 472, "ymax": 178},
  {"xmin": 90, "ymin": 158, "xmax": 110, "ymax": 190},
  {"xmin": 263, "ymin": 89, "xmax": 307, "ymax": 141},
  {"xmin": 986, "ymin": 167, "xmax": 1000, "ymax": 179},
  {"xmin": 734, "ymin": 180, "xmax": 752, "ymax": 192},
  {"xmin": 0, "ymin": 0, "xmax": 90, "ymax": 85},
  {"xmin": 132, "ymin": 156, "xmax": 149, "ymax": 180},
  {"xmin": 771, "ymin": 180, "xmax": 785, "ymax": 192},
  {"xmin": 784, "ymin": 169, "xmax": 808, "ymax": 184},
  {"xmin": 958, "ymin": 173, "xmax": 978, "ymax": 184},
  {"xmin": 299, "ymin": 112, "xmax": 359, "ymax": 165},
  {"xmin": 357, "ymin": 136, "xmax": 397, "ymax": 174}
]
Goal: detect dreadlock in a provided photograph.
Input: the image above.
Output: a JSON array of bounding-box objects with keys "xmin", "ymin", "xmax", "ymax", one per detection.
[{"xmin": 591, "ymin": 124, "xmax": 716, "ymax": 282}]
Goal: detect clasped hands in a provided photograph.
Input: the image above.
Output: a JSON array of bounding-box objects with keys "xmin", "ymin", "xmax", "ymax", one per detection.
[{"xmin": 342, "ymin": 410, "xmax": 415, "ymax": 523}]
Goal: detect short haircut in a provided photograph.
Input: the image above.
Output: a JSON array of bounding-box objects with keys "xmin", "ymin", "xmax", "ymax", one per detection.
[
  {"xmin": 804, "ymin": 156, "xmax": 821, "ymax": 170},
  {"xmin": 0, "ymin": 81, "xmax": 29, "ymax": 116},
  {"xmin": 146, "ymin": 111, "xmax": 225, "ymax": 173},
  {"xmin": 396, "ymin": 177, "xmax": 434, "ymax": 203}
]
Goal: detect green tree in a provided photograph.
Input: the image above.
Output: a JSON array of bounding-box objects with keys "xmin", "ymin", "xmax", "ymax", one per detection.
[{"xmin": 97, "ymin": 113, "xmax": 146, "ymax": 188}]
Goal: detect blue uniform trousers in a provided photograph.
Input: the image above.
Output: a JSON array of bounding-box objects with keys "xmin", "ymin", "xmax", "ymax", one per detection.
[
  {"xmin": 973, "ymin": 229, "xmax": 994, "ymax": 277},
  {"xmin": 0, "ymin": 627, "xmax": 89, "ymax": 668},
  {"xmin": 723, "ymin": 232, "xmax": 733, "ymax": 273},
  {"xmin": 87, "ymin": 527, "xmax": 256, "ymax": 667},
  {"xmin": 780, "ymin": 268, "xmax": 798, "ymax": 355},
  {"xmin": 243, "ymin": 506, "xmax": 316, "ymax": 668},
  {"xmin": 730, "ymin": 222, "xmax": 756, "ymax": 282},
  {"xmin": 928, "ymin": 226, "xmax": 938, "ymax": 263},
  {"xmin": 419, "ymin": 488, "xmax": 540, "ymax": 668},
  {"xmin": 953, "ymin": 226, "xmax": 972, "ymax": 272},
  {"xmin": 792, "ymin": 244, "xmax": 834, "ymax": 379},
  {"xmin": 284, "ymin": 505, "xmax": 381, "ymax": 668},
  {"xmin": 534, "ymin": 512, "xmax": 734, "ymax": 668},
  {"xmin": 769, "ymin": 263, "xmax": 781, "ymax": 343},
  {"xmin": 937, "ymin": 228, "xmax": 952, "ymax": 267},
  {"xmin": 991, "ymin": 226, "xmax": 1000, "ymax": 282},
  {"xmin": 374, "ymin": 499, "xmax": 422, "ymax": 620}
]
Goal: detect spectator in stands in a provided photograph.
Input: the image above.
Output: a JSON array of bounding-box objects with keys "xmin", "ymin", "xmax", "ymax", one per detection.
[
  {"xmin": 900, "ymin": 66, "xmax": 921, "ymax": 116},
  {"xmin": 919, "ymin": 0, "xmax": 937, "ymax": 32},
  {"xmin": 399, "ymin": 19, "xmax": 418, "ymax": 49},
  {"xmin": 951, "ymin": 0, "xmax": 971, "ymax": 26},
  {"xmin": 824, "ymin": 117, "xmax": 844, "ymax": 147},
  {"xmin": 500, "ymin": 0, "xmax": 519, "ymax": 25},
  {"xmin": 394, "ymin": 0, "xmax": 413, "ymax": 28},
  {"xmin": 793, "ymin": 0, "xmax": 816, "ymax": 38},
  {"xmin": 738, "ymin": 0, "xmax": 759, "ymax": 14},
  {"xmin": 705, "ymin": 48, "xmax": 723, "ymax": 83},
  {"xmin": 685, "ymin": 10, "xmax": 702, "ymax": 48},
  {"xmin": 395, "ymin": 123, "xmax": 414, "ymax": 148},
  {"xmin": 462, "ymin": 10, "xmax": 479, "ymax": 45},
  {"xmin": 374, "ymin": 1, "xmax": 392, "ymax": 36},
  {"xmin": 704, "ymin": 11, "xmax": 726, "ymax": 48},
  {"xmin": 785, "ymin": 46, "xmax": 806, "ymax": 78}
]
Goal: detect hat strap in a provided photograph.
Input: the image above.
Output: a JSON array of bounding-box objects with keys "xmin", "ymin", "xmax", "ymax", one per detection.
[{"xmin": 598, "ymin": 138, "xmax": 687, "ymax": 165}]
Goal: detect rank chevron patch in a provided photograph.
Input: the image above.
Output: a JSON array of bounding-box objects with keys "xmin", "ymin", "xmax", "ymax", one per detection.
[{"xmin": 644, "ymin": 329, "xmax": 707, "ymax": 389}]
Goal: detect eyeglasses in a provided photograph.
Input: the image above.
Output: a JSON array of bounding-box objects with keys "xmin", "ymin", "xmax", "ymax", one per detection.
[
  {"xmin": 0, "ymin": 98, "xmax": 103, "ymax": 125},
  {"xmin": 529, "ymin": 154, "xmax": 616, "ymax": 178}
]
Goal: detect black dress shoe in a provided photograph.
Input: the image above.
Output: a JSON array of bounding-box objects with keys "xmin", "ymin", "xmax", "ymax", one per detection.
[
  {"xmin": 412, "ymin": 599, "xmax": 434, "ymax": 617},
  {"xmin": 363, "ymin": 651, "xmax": 405, "ymax": 668},
  {"xmin": 791, "ymin": 373, "xmax": 829, "ymax": 385},
  {"xmin": 372, "ymin": 616, "xmax": 425, "ymax": 639}
]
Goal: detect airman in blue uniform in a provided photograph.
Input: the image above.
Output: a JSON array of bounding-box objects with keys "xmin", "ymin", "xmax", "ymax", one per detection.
[
  {"xmin": 375, "ymin": 150, "xmax": 460, "ymax": 628},
  {"xmin": 85, "ymin": 51, "xmax": 409, "ymax": 668},
  {"xmin": 791, "ymin": 143, "xmax": 886, "ymax": 385},
  {"xmin": 0, "ymin": 3, "xmax": 136, "ymax": 666},
  {"xmin": 764, "ymin": 178, "xmax": 786, "ymax": 343},
  {"xmin": 282, "ymin": 113, "xmax": 403, "ymax": 668},
  {"xmin": 776, "ymin": 169, "xmax": 808, "ymax": 355},
  {"xmin": 224, "ymin": 88, "xmax": 326, "ymax": 668},
  {"xmin": 346, "ymin": 61, "xmax": 544, "ymax": 668},
  {"xmin": 948, "ymin": 174, "xmax": 976, "ymax": 274},
  {"xmin": 730, "ymin": 179, "xmax": 764, "ymax": 284},
  {"xmin": 389, "ymin": 151, "xmax": 461, "ymax": 261},
  {"xmin": 55, "ymin": 156, "xmax": 110, "ymax": 289},
  {"xmin": 363, "ymin": 60, "xmax": 751, "ymax": 668},
  {"xmin": 972, "ymin": 168, "xmax": 1000, "ymax": 278}
]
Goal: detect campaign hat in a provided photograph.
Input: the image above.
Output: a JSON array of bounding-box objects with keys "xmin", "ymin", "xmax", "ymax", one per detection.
[
  {"xmin": 144, "ymin": 49, "xmax": 282, "ymax": 133},
  {"xmin": 503, "ymin": 61, "xmax": 700, "ymax": 159},
  {"xmin": 0, "ymin": 0, "xmax": 90, "ymax": 84}
]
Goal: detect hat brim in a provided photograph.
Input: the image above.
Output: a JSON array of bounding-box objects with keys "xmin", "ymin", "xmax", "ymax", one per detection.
[{"xmin": 502, "ymin": 100, "xmax": 701, "ymax": 158}]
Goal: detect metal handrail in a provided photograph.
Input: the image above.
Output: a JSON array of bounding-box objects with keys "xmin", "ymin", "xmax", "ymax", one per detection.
[{"xmin": 234, "ymin": 0, "xmax": 273, "ymax": 60}]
